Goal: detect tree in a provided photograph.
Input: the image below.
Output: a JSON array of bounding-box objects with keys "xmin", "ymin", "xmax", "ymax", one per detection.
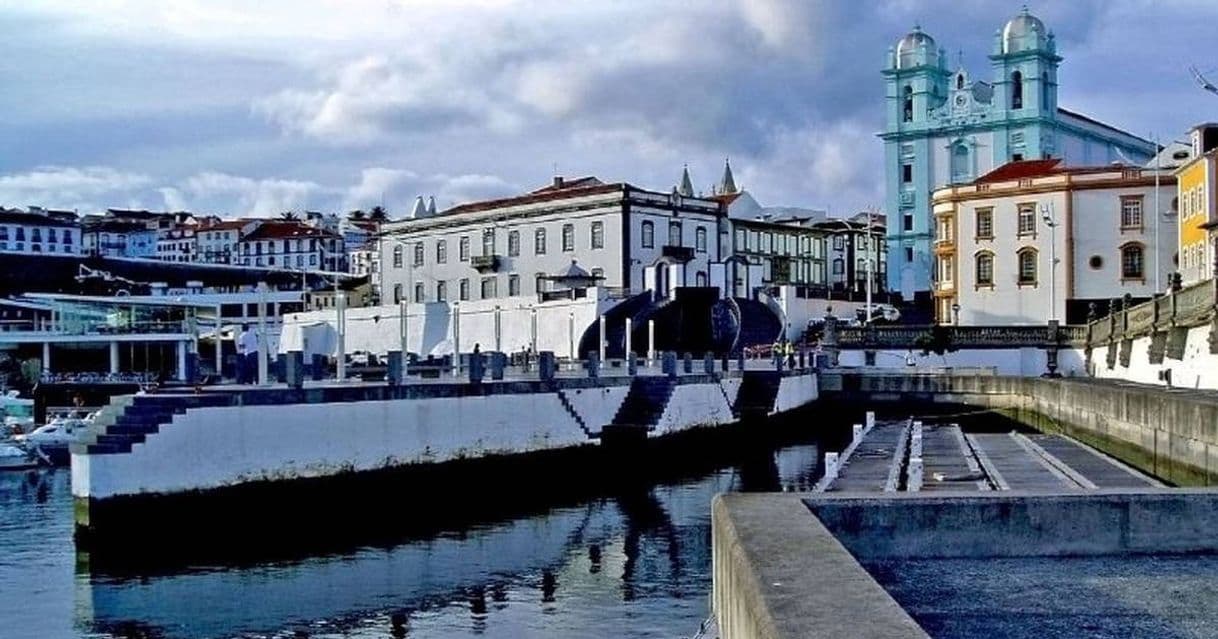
[
  {"xmin": 368, "ymin": 205, "xmax": 389, "ymax": 222},
  {"xmin": 279, "ymin": 211, "xmax": 299, "ymax": 221},
  {"xmin": 348, "ymin": 209, "xmax": 366, "ymax": 220}
]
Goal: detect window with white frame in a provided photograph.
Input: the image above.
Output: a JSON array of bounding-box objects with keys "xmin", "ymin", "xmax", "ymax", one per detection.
[
  {"xmin": 535, "ymin": 228, "xmax": 546, "ymax": 254},
  {"xmin": 668, "ymin": 222, "xmax": 682, "ymax": 246},
  {"xmin": 1121, "ymin": 243, "xmax": 1145, "ymax": 279},
  {"xmin": 1017, "ymin": 247, "xmax": 1037, "ymax": 284},
  {"xmin": 482, "ymin": 228, "xmax": 495, "ymax": 255},
  {"xmin": 976, "ymin": 208, "xmax": 994, "ymax": 239},
  {"xmin": 393, "ymin": 244, "xmax": 403, "ymax": 268},
  {"xmin": 590, "ymin": 221, "xmax": 604, "ymax": 249},
  {"xmin": 642, "ymin": 221, "xmax": 654, "ymax": 248},
  {"xmin": 975, "ymin": 252, "xmax": 994, "ymax": 286},
  {"xmin": 436, "ymin": 239, "xmax": 447, "ymax": 264},
  {"xmin": 414, "ymin": 283, "xmax": 425, "ymax": 303},
  {"xmin": 695, "ymin": 226, "xmax": 707, "ymax": 253},
  {"xmin": 508, "ymin": 230, "xmax": 520, "ymax": 257},
  {"xmin": 1017, "ymin": 204, "xmax": 1037, "ymax": 236},
  {"xmin": 459, "ymin": 236, "xmax": 470, "ymax": 261},
  {"xmin": 562, "ymin": 224, "xmax": 575, "ymax": 252},
  {"xmin": 413, "ymin": 242, "xmax": 424, "ymax": 266},
  {"xmin": 480, "ymin": 276, "xmax": 497, "ymax": 299},
  {"xmin": 1120, "ymin": 196, "xmax": 1144, "ymax": 229},
  {"xmin": 459, "ymin": 278, "xmax": 469, "ymax": 301},
  {"xmin": 508, "ymin": 274, "xmax": 520, "ymax": 296}
]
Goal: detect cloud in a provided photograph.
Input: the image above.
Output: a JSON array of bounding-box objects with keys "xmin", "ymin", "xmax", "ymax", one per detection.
[
  {"xmin": 0, "ymin": 166, "xmax": 152, "ymax": 211},
  {"xmin": 173, "ymin": 171, "xmax": 325, "ymax": 217}
]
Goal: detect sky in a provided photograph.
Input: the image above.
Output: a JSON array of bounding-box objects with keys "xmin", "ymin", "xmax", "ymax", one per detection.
[{"xmin": 0, "ymin": 0, "xmax": 1215, "ymax": 219}]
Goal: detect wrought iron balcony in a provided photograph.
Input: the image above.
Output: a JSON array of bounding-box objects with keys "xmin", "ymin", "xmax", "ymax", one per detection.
[
  {"xmin": 471, "ymin": 254, "xmax": 502, "ymax": 273},
  {"xmin": 661, "ymin": 245, "xmax": 695, "ymax": 262}
]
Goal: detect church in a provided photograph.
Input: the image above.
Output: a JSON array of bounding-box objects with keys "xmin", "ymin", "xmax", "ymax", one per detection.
[{"xmin": 881, "ymin": 7, "xmax": 1156, "ymax": 305}]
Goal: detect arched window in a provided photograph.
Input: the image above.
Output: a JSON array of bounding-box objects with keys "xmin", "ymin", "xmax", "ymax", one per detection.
[
  {"xmin": 975, "ymin": 252, "xmax": 994, "ymax": 286},
  {"xmin": 668, "ymin": 221, "xmax": 682, "ymax": 247},
  {"xmin": 695, "ymin": 226, "xmax": 708, "ymax": 253},
  {"xmin": 1017, "ymin": 247, "xmax": 1037, "ymax": 285},
  {"xmin": 641, "ymin": 221, "xmax": 654, "ymax": 248},
  {"xmin": 1121, "ymin": 243, "xmax": 1145, "ymax": 280},
  {"xmin": 951, "ymin": 144, "xmax": 970, "ymax": 182},
  {"xmin": 956, "ymin": 73, "xmax": 965, "ymax": 90},
  {"xmin": 1011, "ymin": 71, "xmax": 1023, "ymax": 109},
  {"xmin": 392, "ymin": 244, "xmax": 403, "ymax": 268},
  {"xmin": 902, "ymin": 85, "xmax": 913, "ymax": 122},
  {"xmin": 696, "ymin": 271, "xmax": 708, "ymax": 287},
  {"xmin": 1041, "ymin": 71, "xmax": 1050, "ymax": 110}
]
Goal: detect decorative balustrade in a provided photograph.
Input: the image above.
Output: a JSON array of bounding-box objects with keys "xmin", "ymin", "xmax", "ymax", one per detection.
[
  {"xmin": 835, "ymin": 323, "xmax": 1082, "ymax": 349},
  {"xmin": 1080, "ymin": 279, "xmax": 1217, "ymax": 347}
]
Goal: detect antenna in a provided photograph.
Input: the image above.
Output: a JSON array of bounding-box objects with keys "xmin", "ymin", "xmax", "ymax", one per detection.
[{"xmin": 1190, "ymin": 65, "xmax": 1218, "ymax": 96}]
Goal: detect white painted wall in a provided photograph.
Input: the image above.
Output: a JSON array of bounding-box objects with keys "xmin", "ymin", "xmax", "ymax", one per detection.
[
  {"xmin": 773, "ymin": 373, "xmax": 819, "ymax": 414},
  {"xmin": 280, "ymin": 294, "xmax": 605, "ymax": 359},
  {"xmin": 1091, "ymin": 324, "xmax": 1218, "ymax": 390},
  {"xmin": 653, "ymin": 382, "xmax": 736, "ymax": 435}
]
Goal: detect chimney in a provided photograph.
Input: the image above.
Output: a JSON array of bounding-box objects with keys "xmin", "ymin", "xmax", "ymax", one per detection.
[{"xmin": 553, "ymin": 176, "xmax": 564, "ymax": 189}]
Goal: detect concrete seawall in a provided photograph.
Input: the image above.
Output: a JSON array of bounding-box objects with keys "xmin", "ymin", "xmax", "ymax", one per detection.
[
  {"xmin": 73, "ymin": 370, "xmax": 818, "ymax": 531},
  {"xmin": 821, "ymin": 372, "xmax": 1218, "ymax": 486}
]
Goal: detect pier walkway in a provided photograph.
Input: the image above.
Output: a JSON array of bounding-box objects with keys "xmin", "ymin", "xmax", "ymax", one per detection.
[{"xmin": 820, "ymin": 418, "xmax": 1160, "ymax": 494}]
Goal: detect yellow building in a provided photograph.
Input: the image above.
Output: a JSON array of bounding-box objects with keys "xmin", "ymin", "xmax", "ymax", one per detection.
[{"xmin": 1177, "ymin": 124, "xmax": 1218, "ymax": 284}]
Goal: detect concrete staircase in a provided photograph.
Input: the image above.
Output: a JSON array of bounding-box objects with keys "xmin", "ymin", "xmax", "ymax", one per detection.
[
  {"xmin": 74, "ymin": 393, "xmax": 233, "ymax": 455},
  {"xmin": 732, "ymin": 371, "xmax": 782, "ymax": 419},
  {"xmin": 609, "ymin": 377, "xmax": 676, "ymax": 429},
  {"xmin": 556, "ymin": 390, "xmax": 597, "ymax": 439}
]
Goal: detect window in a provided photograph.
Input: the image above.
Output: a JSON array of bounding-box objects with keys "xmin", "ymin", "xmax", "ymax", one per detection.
[
  {"xmin": 641, "ymin": 221, "xmax": 654, "ymax": 248},
  {"xmin": 562, "ymin": 224, "xmax": 575, "ymax": 251},
  {"xmin": 975, "ymin": 252, "xmax": 994, "ymax": 286},
  {"xmin": 832, "ymin": 258, "xmax": 843, "ymax": 275},
  {"xmin": 31, "ymin": 229, "xmax": 41, "ymax": 242},
  {"xmin": 668, "ymin": 222, "xmax": 681, "ymax": 247},
  {"xmin": 393, "ymin": 245, "xmax": 403, "ymax": 268},
  {"xmin": 480, "ymin": 277, "xmax": 497, "ymax": 299},
  {"xmin": 1011, "ymin": 70, "xmax": 1023, "ymax": 109},
  {"xmin": 508, "ymin": 230, "xmax": 520, "ymax": 257},
  {"xmin": 1041, "ymin": 71, "xmax": 1051, "ymax": 110},
  {"xmin": 1017, "ymin": 248, "xmax": 1037, "ymax": 285},
  {"xmin": 976, "ymin": 208, "xmax": 994, "ymax": 239},
  {"xmin": 482, "ymin": 228, "xmax": 495, "ymax": 255},
  {"xmin": 1121, "ymin": 196, "xmax": 1144, "ymax": 229},
  {"xmin": 413, "ymin": 242, "xmax": 424, "ymax": 266},
  {"xmin": 901, "ymin": 164, "xmax": 913, "ymax": 183},
  {"xmin": 535, "ymin": 228, "xmax": 547, "ymax": 254},
  {"xmin": 14, "ymin": 228, "xmax": 24, "ymax": 241},
  {"xmin": 590, "ymin": 221, "xmax": 604, "ymax": 249},
  {"xmin": 903, "ymin": 214, "xmax": 913, "ymax": 232},
  {"xmin": 696, "ymin": 271, "xmax": 708, "ymax": 286},
  {"xmin": 902, "ymin": 85, "xmax": 913, "ymax": 122},
  {"xmin": 832, "ymin": 235, "xmax": 844, "ymax": 250},
  {"xmin": 48, "ymin": 229, "xmax": 56, "ymax": 243},
  {"xmin": 591, "ymin": 267, "xmax": 604, "ymax": 282},
  {"xmin": 904, "ymin": 247, "xmax": 914, "ymax": 262},
  {"xmin": 1012, "ymin": 153, "xmax": 1024, "ymax": 162},
  {"xmin": 414, "ymin": 283, "xmax": 425, "ymax": 303},
  {"xmin": 535, "ymin": 272, "xmax": 546, "ymax": 295},
  {"xmin": 508, "ymin": 274, "xmax": 520, "ymax": 296},
  {"xmin": 1017, "ymin": 204, "xmax": 1037, "ymax": 236},
  {"xmin": 393, "ymin": 283, "xmax": 403, "ymax": 304},
  {"xmin": 695, "ymin": 226, "xmax": 707, "ymax": 253},
  {"xmin": 951, "ymin": 144, "xmax": 970, "ymax": 181},
  {"xmin": 436, "ymin": 240, "xmax": 447, "ymax": 264},
  {"xmin": 1121, "ymin": 244, "xmax": 1145, "ymax": 280},
  {"xmin": 436, "ymin": 281, "xmax": 448, "ymax": 302},
  {"xmin": 734, "ymin": 228, "xmax": 745, "ymax": 251},
  {"xmin": 957, "ymin": 73, "xmax": 965, "ymax": 90},
  {"xmin": 459, "ymin": 236, "xmax": 470, "ymax": 261},
  {"xmin": 459, "ymin": 278, "xmax": 470, "ymax": 301}
]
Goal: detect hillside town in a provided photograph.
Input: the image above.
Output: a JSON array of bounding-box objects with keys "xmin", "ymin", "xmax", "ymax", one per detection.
[{"xmin": 4, "ymin": 5, "xmax": 1218, "ymax": 639}]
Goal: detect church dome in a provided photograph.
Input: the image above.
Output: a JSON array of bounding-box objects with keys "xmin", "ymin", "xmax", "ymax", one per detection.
[
  {"xmin": 895, "ymin": 26, "xmax": 937, "ymax": 69},
  {"xmin": 1002, "ymin": 7, "xmax": 1048, "ymax": 53}
]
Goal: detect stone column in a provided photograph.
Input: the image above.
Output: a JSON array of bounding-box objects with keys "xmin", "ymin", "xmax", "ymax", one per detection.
[
  {"xmin": 109, "ymin": 341, "xmax": 120, "ymax": 375},
  {"xmin": 624, "ymin": 318, "xmax": 633, "ymax": 364},
  {"xmin": 42, "ymin": 342, "xmax": 50, "ymax": 374},
  {"xmin": 176, "ymin": 340, "xmax": 188, "ymax": 382}
]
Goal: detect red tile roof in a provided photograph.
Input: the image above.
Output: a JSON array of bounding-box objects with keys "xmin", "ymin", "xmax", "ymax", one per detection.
[
  {"xmin": 442, "ymin": 182, "xmax": 626, "ymax": 216},
  {"xmin": 975, "ymin": 159, "xmax": 1062, "ymax": 183},
  {"xmin": 530, "ymin": 176, "xmax": 604, "ymax": 194},
  {"xmin": 240, "ymin": 222, "xmax": 338, "ymax": 241}
]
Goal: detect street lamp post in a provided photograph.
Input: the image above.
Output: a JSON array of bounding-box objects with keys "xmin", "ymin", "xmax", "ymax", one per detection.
[
  {"xmin": 1041, "ymin": 203, "xmax": 1059, "ymax": 323},
  {"xmin": 951, "ymin": 302, "xmax": 960, "ymax": 326}
]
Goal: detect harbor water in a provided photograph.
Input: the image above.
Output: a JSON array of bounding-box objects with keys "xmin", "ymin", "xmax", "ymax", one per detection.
[{"xmin": 0, "ymin": 409, "xmax": 840, "ymax": 639}]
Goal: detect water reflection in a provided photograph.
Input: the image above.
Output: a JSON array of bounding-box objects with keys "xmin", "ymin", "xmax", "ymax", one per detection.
[{"xmin": 0, "ymin": 409, "xmax": 844, "ymax": 639}]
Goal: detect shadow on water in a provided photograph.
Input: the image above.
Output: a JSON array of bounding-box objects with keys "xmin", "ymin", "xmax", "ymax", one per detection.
[{"xmin": 70, "ymin": 406, "xmax": 851, "ymax": 639}]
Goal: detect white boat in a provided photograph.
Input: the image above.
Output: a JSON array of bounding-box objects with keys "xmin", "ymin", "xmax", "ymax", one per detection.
[
  {"xmin": 15, "ymin": 415, "xmax": 94, "ymax": 464},
  {"xmin": 0, "ymin": 443, "xmax": 38, "ymax": 470}
]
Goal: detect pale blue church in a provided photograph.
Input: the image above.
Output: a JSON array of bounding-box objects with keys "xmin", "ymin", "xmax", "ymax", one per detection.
[{"xmin": 881, "ymin": 8, "xmax": 1155, "ymax": 304}]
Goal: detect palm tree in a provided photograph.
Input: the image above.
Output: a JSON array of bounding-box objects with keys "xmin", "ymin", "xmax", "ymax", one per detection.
[
  {"xmin": 279, "ymin": 211, "xmax": 299, "ymax": 221},
  {"xmin": 348, "ymin": 209, "xmax": 366, "ymax": 220},
  {"xmin": 368, "ymin": 205, "xmax": 389, "ymax": 222}
]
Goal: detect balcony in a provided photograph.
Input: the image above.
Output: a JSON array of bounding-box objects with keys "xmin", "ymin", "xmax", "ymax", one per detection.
[
  {"xmin": 471, "ymin": 254, "xmax": 503, "ymax": 273},
  {"xmin": 661, "ymin": 245, "xmax": 695, "ymax": 263}
]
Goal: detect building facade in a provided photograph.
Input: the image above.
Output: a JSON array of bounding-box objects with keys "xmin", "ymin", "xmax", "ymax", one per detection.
[
  {"xmin": 1177, "ymin": 124, "xmax": 1218, "ymax": 285},
  {"xmin": 156, "ymin": 228, "xmax": 198, "ymax": 263},
  {"xmin": 814, "ymin": 212, "xmax": 888, "ymax": 298},
  {"xmin": 727, "ymin": 217, "xmax": 828, "ymax": 295},
  {"xmin": 237, "ymin": 222, "xmax": 346, "ymax": 272},
  {"xmin": 81, "ymin": 220, "xmax": 157, "ymax": 258},
  {"xmin": 932, "ymin": 160, "xmax": 1177, "ymax": 325},
  {"xmin": 882, "ymin": 8, "xmax": 1156, "ymax": 304},
  {"xmin": 0, "ymin": 209, "xmax": 81, "ymax": 256},
  {"xmin": 197, "ymin": 220, "xmax": 253, "ymax": 265},
  {"xmin": 380, "ymin": 176, "xmax": 725, "ymax": 304}
]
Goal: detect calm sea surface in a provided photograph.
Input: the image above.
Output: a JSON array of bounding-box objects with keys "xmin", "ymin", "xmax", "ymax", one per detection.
[{"xmin": 0, "ymin": 423, "xmax": 834, "ymax": 639}]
